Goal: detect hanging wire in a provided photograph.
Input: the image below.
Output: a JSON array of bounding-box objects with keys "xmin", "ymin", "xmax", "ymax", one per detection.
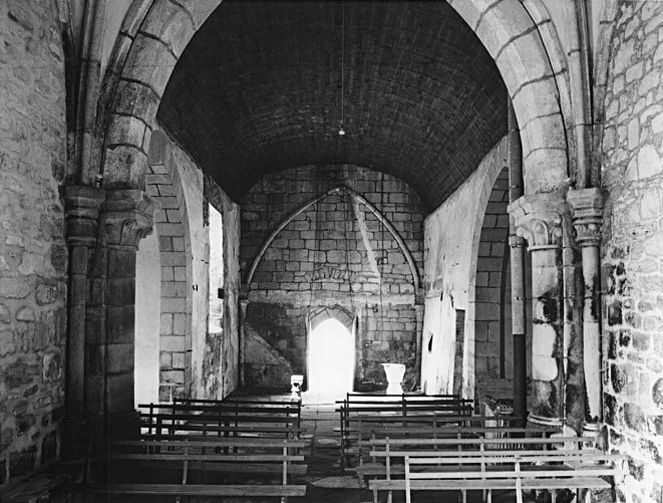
[{"xmin": 339, "ymin": 0, "xmax": 346, "ymax": 136}]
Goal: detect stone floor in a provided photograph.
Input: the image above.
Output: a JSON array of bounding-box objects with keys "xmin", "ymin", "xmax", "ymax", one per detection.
[{"xmin": 234, "ymin": 390, "xmax": 521, "ymax": 503}]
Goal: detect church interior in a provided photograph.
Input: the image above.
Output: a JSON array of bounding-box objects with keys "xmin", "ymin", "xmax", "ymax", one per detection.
[{"xmin": 1, "ymin": 0, "xmax": 663, "ymax": 501}]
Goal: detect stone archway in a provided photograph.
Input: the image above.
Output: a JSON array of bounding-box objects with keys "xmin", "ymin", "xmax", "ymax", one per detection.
[
  {"xmin": 447, "ymin": 0, "xmax": 569, "ymax": 192},
  {"xmin": 145, "ymin": 130, "xmax": 195, "ymax": 402},
  {"xmin": 91, "ymin": 0, "xmax": 573, "ymax": 426},
  {"xmin": 472, "ymin": 166, "xmax": 513, "ymax": 403},
  {"xmin": 99, "ymin": 0, "xmax": 569, "ymax": 194}
]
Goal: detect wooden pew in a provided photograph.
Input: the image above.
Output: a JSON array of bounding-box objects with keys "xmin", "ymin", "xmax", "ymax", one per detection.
[
  {"xmin": 336, "ymin": 395, "xmax": 474, "ymax": 470},
  {"xmin": 401, "ymin": 452, "xmax": 626, "ymax": 503},
  {"xmin": 62, "ymin": 438, "xmax": 307, "ymax": 501},
  {"xmin": 354, "ymin": 424, "xmax": 560, "ymax": 483},
  {"xmin": 366, "ymin": 435, "xmax": 600, "ymax": 503},
  {"xmin": 139, "ymin": 401, "xmax": 302, "ymax": 441}
]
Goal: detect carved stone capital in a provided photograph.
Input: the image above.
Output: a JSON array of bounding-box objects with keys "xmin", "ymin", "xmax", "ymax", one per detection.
[
  {"xmin": 100, "ymin": 189, "xmax": 157, "ymax": 248},
  {"xmin": 567, "ymin": 188, "xmax": 603, "ymax": 247},
  {"xmin": 507, "ymin": 192, "xmax": 566, "ymax": 251},
  {"xmin": 64, "ymin": 186, "xmax": 105, "ymax": 247}
]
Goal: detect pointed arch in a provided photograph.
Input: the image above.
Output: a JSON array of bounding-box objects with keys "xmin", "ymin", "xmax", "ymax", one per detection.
[{"xmin": 245, "ymin": 185, "xmax": 420, "ymax": 291}]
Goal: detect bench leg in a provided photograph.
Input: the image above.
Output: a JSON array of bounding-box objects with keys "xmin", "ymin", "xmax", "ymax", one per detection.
[
  {"xmin": 487, "ymin": 489, "xmax": 493, "ymax": 503},
  {"xmin": 373, "ymin": 487, "xmax": 378, "ymax": 503}
]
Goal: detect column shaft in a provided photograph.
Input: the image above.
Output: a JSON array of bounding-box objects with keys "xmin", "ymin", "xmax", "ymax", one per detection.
[
  {"xmin": 507, "ymin": 100, "xmax": 527, "ymax": 422},
  {"xmin": 568, "ymin": 188, "xmax": 604, "ymax": 431},
  {"xmin": 509, "ymin": 192, "xmax": 566, "ymax": 427},
  {"xmin": 63, "ymin": 186, "xmax": 104, "ymax": 457}
]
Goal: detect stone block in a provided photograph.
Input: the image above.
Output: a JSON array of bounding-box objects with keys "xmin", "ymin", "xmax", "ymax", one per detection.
[
  {"xmin": 171, "ymin": 351, "xmax": 185, "ymax": 369},
  {"xmin": 107, "ymin": 344, "xmax": 133, "ymax": 374},
  {"xmin": 0, "ymin": 278, "xmax": 32, "ymax": 299},
  {"xmin": 161, "ymin": 335, "xmax": 185, "ymax": 352},
  {"xmin": 42, "ymin": 352, "xmax": 61, "ymax": 382},
  {"xmin": 160, "ymin": 351, "xmax": 172, "ymax": 369},
  {"xmin": 160, "ymin": 313, "xmax": 173, "ymax": 334},
  {"xmin": 173, "ymin": 313, "xmax": 186, "ymax": 335}
]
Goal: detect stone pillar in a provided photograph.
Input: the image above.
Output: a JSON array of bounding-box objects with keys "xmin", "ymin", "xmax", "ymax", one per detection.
[
  {"xmin": 508, "ymin": 192, "xmax": 566, "ymax": 427},
  {"xmin": 506, "ymin": 100, "xmax": 527, "ymax": 424},
  {"xmin": 567, "ymin": 188, "xmax": 603, "ymax": 434},
  {"xmin": 89, "ymin": 189, "xmax": 156, "ymax": 440},
  {"xmin": 62, "ymin": 186, "xmax": 104, "ymax": 457},
  {"xmin": 509, "ymin": 233, "xmax": 528, "ymax": 421}
]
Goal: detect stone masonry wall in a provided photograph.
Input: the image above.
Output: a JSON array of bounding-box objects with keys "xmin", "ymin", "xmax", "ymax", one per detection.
[
  {"xmin": 241, "ymin": 165, "xmax": 424, "ymax": 389},
  {"xmin": 474, "ymin": 167, "xmax": 513, "ymax": 402},
  {"xmin": 422, "ymin": 137, "xmax": 508, "ymax": 398},
  {"xmin": 600, "ymin": 3, "xmax": 663, "ymax": 502},
  {"xmin": 0, "ymin": 0, "xmax": 67, "ymax": 487}
]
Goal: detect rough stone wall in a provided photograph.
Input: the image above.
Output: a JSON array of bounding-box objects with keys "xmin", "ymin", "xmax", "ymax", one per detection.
[
  {"xmin": 241, "ymin": 165, "xmax": 424, "ymax": 389},
  {"xmin": 0, "ymin": 0, "xmax": 67, "ymax": 487},
  {"xmin": 600, "ymin": 3, "xmax": 663, "ymax": 502},
  {"xmin": 422, "ymin": 138, "xmax": 507, "ymax": 398},
  {"xmin": 474, "ymin": 167, "xmax": 513, "ymax": 402}
]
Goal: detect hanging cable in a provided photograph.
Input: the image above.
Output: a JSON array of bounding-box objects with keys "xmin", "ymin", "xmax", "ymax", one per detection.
[{"xmin": 339, "ymin": 0, "xmax": 346, "ymax": 136}]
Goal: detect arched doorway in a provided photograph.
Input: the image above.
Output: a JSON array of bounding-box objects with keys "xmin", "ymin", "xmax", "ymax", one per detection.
[{"xmin": 307, "ymin": 315, "xmax": 356, "ymax": 398}]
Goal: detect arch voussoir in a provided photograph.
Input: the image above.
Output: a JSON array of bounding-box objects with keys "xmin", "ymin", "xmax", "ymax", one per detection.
[
  {"xmin": 104, "ymin": 145, "xmax": 149, "ymax": 188},
  {"xmin": 123, "ymin": 34, "xmax": 177, "ymax": 100},
  {"xmin": 140, "ymin": 0, "xmax": 196, "ymax": 58},
  {"xmin": 114, "ymin": 80, "xmax": 161, "ymax": 121},
  {"xmin": 106, "ymin": 114, "xmax": 150, "ymax": 150},
  {"xmin": 449, "ymin": 0, "xmax": 569, "ymax": 194}
]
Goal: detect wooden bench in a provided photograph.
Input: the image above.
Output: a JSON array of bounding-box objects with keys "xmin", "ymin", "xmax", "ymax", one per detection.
[
  {"xmin": 400, "ymin": 451, "xmax": 626, "ymax": 503},
  {"xmin": 336, "ymin": 396, "xmax": 474, "ymax": 470},
  {"xmin": 63, "ymin": 438, "xmax": 307, "ymax": 502},
  {"xmin": 366, "ymin": 435, "xmax": 601, "ymax": 503},
  {"xmin": 338, "ymin": 413, "xmax": 513, "ymax": 470},
  {"xmin": 140, "ymin": 401, "xmax": 302, "ymax": 440},
  {"xmin": 354, "ymin": 425, "xmax": 560, "ymax": 483}
]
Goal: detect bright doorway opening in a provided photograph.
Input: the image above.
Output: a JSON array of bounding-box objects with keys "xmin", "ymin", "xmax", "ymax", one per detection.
[{"xmin": 307, "ymin": 318, "xmax": 355, "ymax": 398}]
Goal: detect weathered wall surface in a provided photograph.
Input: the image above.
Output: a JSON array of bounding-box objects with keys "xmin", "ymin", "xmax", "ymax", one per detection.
[
  {"xmin": 145, "ymin": 132, "xmax": 197, "ymax": 402},
  {"xmin": 144, "ymin": 130, "xmax": 241, "ymax": 402},
  {"xmin": 221, "ymin": 196, "xmax": 240, "ymax": 396},
  {"xmin": 203, "ymin": 176, "xmax": 241, "ymax": 399},
  {"xmin": 171, "ymin": 141, "xmax": 207, "ymax": 400},
  {"xmin": 134, "ymin": 229, "xmax": 161, "ymax": 406},
  {"xmin": 600, "ymin": 4, "xmax": 663, "ymax": 502},
  {"xmin": 421, "ymin": 138, "xmax": 507, "ymax": 398},
  {"xmin": 241, "ymin": 165, "xmax": 424, "ymax": 389},
  {"xmin": 0, "ymin": 0, "xmax": 67, "ymax": 487},
  {"xmin": 473, "ymin": 167, "xmax": 513, "ymax": 403}
]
